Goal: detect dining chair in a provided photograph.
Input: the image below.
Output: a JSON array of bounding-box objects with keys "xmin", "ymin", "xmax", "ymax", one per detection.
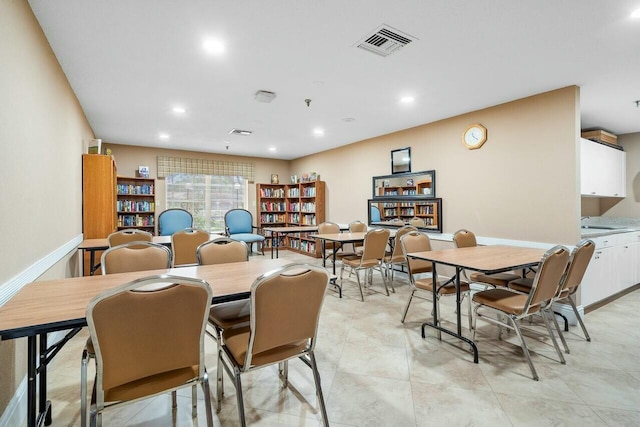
[
  {"xmin": 472, "ymin": 245, "xmax": 570, "ymax": 381},
  {"xmin": 100, "ymin": 241, "xmax": 172, "ymax": 275},
  {"xmin": 158, "ymin": 208, "xmax": 193, "ymax": 236},
  {"xmin": 224, "ymin": 208, "xmax": 265, "ymax": 254},
  {"xmin": 453, "ymin": 229, "xmax": 521, "ymax": 288},
  {"xmin": 370, "ymin": 205, "xmax": 381, "ymax": 222},
  {"xmin": 196, "ymin": 236, "xmax": 250, "ymax": 410},
  {"xmin": 82, "ymin": 275, "xmax": 214, "ymax": 427},
  {"xmin": 508, "ymin": 239, "xmax": 596, "ymax": 352},
  {"xmin": 400, "ymin": 231, "xmax": 472, "ymax": 330},
  {"xmin": 348, "ymin": 220, "xmax": 367, "ymax": 255},
  {"xmin": 317, "ymin": 221, "xmax": 342, "ymax": 265},
  {"xmin": 217, "ymin": 263, "xmax": 330, "ymax": 426},
  {"xmin": 171, "ymin": 228, "xmax": 210, "ymax": 267},
  {"xmin": 106, "ymin": 229, "xmax": 152, "ymax": 248},
  {"xmin": 340, "ymin": 228, "xmax": 390, "ymax": 301},
  {"xmin": 409, "ymin": 217, "xmax": 426, "ymax": 227},
  {"xmin": 384, "ymin": 225, "xmax": 417, "ymax": 283}
]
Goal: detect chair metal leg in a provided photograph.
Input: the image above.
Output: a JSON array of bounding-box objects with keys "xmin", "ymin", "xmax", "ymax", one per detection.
[
  {"xmin": 234, "ymin": 368, "xmax": 247, "ymax": 427},
  {"xmin": 466, "ymin": 293, "xmax": 473, "ymax": 331},
  {"xmin": 172, "ymin": 390, "xmax": 177, "ymax": 410},
  {"xmin": 568, "ymin": 296, "xmax": 591, "ymax": 341},
  {"xmin": 278, "ymin": 361, "xmax": 289, "ymax": 387},
  {"xmin": 201, "ymin": 371, "xmax": 214, "ymax": 427},
  {"xmin": 191, "ymin": 385, "xmax": 197, "ymax": 418},
  {"xmin": 81, "ymin": 349, "xmax": 88, "ymax": 427},
  {"xmin": 548, "ymin": 308, "xmax": 570, "ymax": 354},
  {"xmin": 379, "ymin": 266, "xmax": 390, "ymax": 296},
  {"xmin": 216, "ymin": 337, "xmax": 224, "ymax": 413},
  {"xmin": 309, "ymin": 352, "xmax": 329, "ymax": 427},
  {"xmin": 541, "ymin": 310, "xmax": 566, "ymax": 364},
  {"xmin": 354, "ymin": 269, "xmax": 365, "ymax": 301},
  {"xmin": 401, "ymin": 290, "xmax": 416, "ymax": 323},
  {"xmin": 510, "ymin": 315, "xmax": 539, "ymax": 381}
]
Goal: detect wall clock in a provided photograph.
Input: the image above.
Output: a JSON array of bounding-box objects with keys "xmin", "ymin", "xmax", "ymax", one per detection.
[{"xmin": 462, "ymin": 124, "xmax": 487, "ymax": 150}]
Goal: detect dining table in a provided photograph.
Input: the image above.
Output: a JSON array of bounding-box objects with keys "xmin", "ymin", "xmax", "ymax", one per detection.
[
  {"xmin": 262, "ymin": 225, "xmax": 320, "ymax": 259},
  {"xmin": 0, "ymin": 257, "xmax": 291, "ymax": 427},
  {"xmin": 407, "ymin": 245, "xmax": 546, "ymax": 363}
]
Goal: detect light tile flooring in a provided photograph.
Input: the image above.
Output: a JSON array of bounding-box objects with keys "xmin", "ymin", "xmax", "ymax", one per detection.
[{"xmin": 42, "ymin": 251, "xmax": 640, "ymax": 426}]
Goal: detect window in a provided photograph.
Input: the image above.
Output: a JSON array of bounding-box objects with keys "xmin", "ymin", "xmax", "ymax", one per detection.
[{"xmin": 165, "ymin": 173, "xmax": 246, "ymax": 232}]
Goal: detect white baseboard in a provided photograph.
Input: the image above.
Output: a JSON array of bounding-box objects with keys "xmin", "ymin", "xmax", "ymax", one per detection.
[{"xmin": 0, "ymin": 234, "xmax": 83, "ymax": 427}]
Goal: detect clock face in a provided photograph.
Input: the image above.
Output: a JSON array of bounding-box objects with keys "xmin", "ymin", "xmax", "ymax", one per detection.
[{"xmin": 463, "ymin": 124, "xmax": 487, "ymax": 149}]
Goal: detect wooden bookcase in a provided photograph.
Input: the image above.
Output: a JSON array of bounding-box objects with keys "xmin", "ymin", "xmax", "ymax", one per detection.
[
  {"xmin": 82, "ymin": 154, "xmax": 117, "ymax": 275},
  {"xmin": 116, "ymin": 176, "xmax": 156, "ymax": 234},
  {"xmin": 257, "ymin": 180, "xmax": 325, "ymax": 257}
]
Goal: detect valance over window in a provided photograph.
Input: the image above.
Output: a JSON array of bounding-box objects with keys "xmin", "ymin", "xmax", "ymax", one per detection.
[{"xmin": 157, "ymin": 156, "xmax": 255, "ymax": 182}]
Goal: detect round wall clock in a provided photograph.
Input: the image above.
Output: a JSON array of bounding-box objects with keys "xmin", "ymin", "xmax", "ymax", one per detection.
[{"xmin": 462, "ymin": 124, "xmax": 487, "ymax": 150}]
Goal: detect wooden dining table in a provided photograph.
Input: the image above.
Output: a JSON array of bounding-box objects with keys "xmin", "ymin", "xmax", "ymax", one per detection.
[
  {"xmin": 0, "ymin": 257, "xmax": 291, "ymax": 427},
  {"xmin": 407, "ymin": 245, "xmax": 547, "ymax": 363}
]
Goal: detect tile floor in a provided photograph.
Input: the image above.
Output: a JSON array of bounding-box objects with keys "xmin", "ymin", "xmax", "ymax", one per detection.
[{"xmin": 42, "ymin": 251, "xmax": 640, "ymax": 426}]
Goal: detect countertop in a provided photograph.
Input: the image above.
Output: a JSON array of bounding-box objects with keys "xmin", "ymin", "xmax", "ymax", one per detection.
[{"xmin": 580, "ymin": 217, "xmax": 640, "ymax": 238}]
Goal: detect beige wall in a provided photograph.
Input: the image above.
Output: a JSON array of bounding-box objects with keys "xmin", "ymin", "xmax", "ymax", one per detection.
[
  {"xmin": 0, "ymin": 0, "xmax": 92, "ymax": 415},
  {"xmin": 293, "ymin": 87, "xmax": 582, "ymax": 245}
]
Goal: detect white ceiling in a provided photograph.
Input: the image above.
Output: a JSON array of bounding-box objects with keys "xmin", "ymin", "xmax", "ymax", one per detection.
[{"xmin": 29, "ymin": 0, "xmax": 640, "ymax": 160}]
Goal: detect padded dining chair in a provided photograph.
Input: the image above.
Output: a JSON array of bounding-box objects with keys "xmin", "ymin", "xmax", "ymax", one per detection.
[
  {"xmin": 158, "ymin": 208, "xmax": 193, "ymax": 236},
  {"xmin": 224, "ymin": 208, "xmax": 265, "ymax": 254},
  {"xmin": 370, "ymin": 205, "xmax": 381, "ymax": 222},
  {"xmin": 384, "ymin": 225, "xmax": 417, "ymax": 283},
  {"xmin": 107, "ymin": 229, "xmax": 152, "ymax": 248},
  {"xmin": 400, "ymin": 231, "xmax": 472, "ymax": 329},
  {"xmin": 348, "ymin": 220, "xmax": 368, "ymax": 255},
  {"xmin": 217, "ymin": 263, "xmax": 330, "ymax": 426},
  {"xmin": 508, "ymin": 239, "xmax": 595, "ymax": 352},
  {"xmin": 100, "ymin": 241, "xmax": 171, "ymax": 275},
  {"xmin": 472, "ymin": 245, "xmax": 570, "ymax": 381},
  {"xmin": 453, "ymin": 229, "xmax": 521, "ymax": 288},
  {"xmin": 340, "ymin": 228, "xmax": 390, "ymax": 301},
  {"xmin": 317, "ymin": 221, "xmax": 342, "ymax": 264},
  {"xmin": 171, "ymin": 228, "xmax": 210, "ymax": 267},
  {"xmin": 196, "ymin": 236, "xmax": 250, "ymax": 410},
  {"xmin": 409, "ymin": 217, "xmax": 426, "ymax": 227},
  {"xmin": 82, "ymin": 275, "xmax": 214, "ymax": 427}
]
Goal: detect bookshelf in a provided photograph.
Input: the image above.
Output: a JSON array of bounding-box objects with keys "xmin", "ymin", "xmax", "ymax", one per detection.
[
  {"xmin": 257, "ymin": 180, "xmax": 325, "ymax": 257},
  {"xmin": 116, "ymin": 176, "xmax": 156, "ymax": 234}
]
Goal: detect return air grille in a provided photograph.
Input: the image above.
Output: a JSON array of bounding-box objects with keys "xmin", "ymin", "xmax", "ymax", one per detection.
[{"xmin": 356, "ymin": 25, "xmax": 415, "ymax": 57}]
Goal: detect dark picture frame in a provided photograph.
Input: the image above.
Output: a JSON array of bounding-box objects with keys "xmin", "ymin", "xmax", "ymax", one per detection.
[{"xmin": 391, "ymin": 147, "xmax": 411, "ymax": 174}]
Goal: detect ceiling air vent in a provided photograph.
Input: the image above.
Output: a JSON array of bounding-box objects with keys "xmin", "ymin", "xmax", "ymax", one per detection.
[
  {"xmin": 356, "ymin": 25, "xmax": 415, "ymax": 57},
  {"xmin": 229, "ymin": 128, "xmax": 252, "ymax": 136}
]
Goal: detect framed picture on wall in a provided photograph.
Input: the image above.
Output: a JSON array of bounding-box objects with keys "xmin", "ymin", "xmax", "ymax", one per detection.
[{"xmin": 271, "ymin": 174, "xmax": 279, "ymax": 184}]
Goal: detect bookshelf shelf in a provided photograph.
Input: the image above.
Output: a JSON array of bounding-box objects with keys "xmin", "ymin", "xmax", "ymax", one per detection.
[{"xmin": 116, "ymin": 176, "xmax": 156, "ymax": 233}]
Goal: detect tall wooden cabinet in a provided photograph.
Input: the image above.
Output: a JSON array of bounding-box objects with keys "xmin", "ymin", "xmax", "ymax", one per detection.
[
  {"xmin": 257, "ymin": 180, "xmax": 326, "ymax": 257},
  {"xmin": 82, "ymin": 154, "xmax": 117, "ymax": 275},
  {"xmin": 116, "ymin": 176, "xmax": 156, "ymax": 233}
]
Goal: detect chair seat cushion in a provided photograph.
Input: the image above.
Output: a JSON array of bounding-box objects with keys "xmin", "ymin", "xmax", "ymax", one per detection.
[
  {"xmin": 105, "ymin": 366, "xmax": 199, "ymax": 403},
  {"xmin": 209, "ymin": 300, "xmax": 251, "ymax": 329},
  {"xmin": 470, "ymin": 272, "xmax": 521, "ymax": 287},
  {"xmin": 415, "ymin": 278, "xmax": 470, "ymax": 294},
  {"xmin": 223, "ymin": 326, "xmax": 307, "ymax": 369},
  {"xmin": 507, "ymin": 277, "xmax": 533, "ymax": 294},
  {"xmin": 230, "ymin": 233, "xmax": 265, "ymax": 243},
  {"xmin": 472, "ymin": 288, "xmax": 536, "ymax": 316}
]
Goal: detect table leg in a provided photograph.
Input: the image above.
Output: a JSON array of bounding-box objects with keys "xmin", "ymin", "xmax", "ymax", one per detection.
[
  {"xmin": 27, "ymin": 336, "xmax": 37, "ymax": 427},
  {"xmin": 321, "ymin": 240, "xmax": 327, "ymax": 268},
  {"xmin": 455, "ymin": 268, "xmax": 462, "ymax": 336}
]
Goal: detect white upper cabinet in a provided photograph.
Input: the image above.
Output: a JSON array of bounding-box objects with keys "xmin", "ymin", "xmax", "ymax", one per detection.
[{"xmin": 580, "ymin": 138, "xmax": 626, "ymax": 197}]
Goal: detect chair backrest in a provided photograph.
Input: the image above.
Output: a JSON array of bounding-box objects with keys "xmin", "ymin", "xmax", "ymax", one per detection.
[
  {"xmin": 360, "ymin": 228, "xmax": 390, "ymax": 262},
  {"xmin": 349, "ymin": 221, "xmax": 367, "ymax": 233},
  {"xmin": 453, "ymin": 229, "xmax": 477, "ymax": 248},
  {"xmin": 370, "ymin": 206, "xmax": 381, "ymax": 222},
  {"xmin": 158, "ymin": 209, "xmax": 193, "ymax": 236},
  {"xmin": 558, "ymin": 239, "xmax": 596, "ymax": 298},
  {"xmin": 400, "ymin": 231, "xmax": 433, "ymax": 279},
  {"xmin": 317, "ymin": 221, "xmax": 340, "ymax": 251},
  {"xmin": 523, "ymin": 245, "xmax": 570, "ymax": 314},
  {"xmin": 101, "ymin": 242, "xmax": 172, "ymax": 275},
  {"xmin": 243, "ymin": 264, "xmax": 329, "ymax": 369},
  {"xmin": 197, "ymin": 237, "xmax": 249, "ymax": 265},
  {"xmin": 225, "ymin": 209, "xmax": 254, "ymax": 235},
  {"xmin": 107, "ymin": 229, "xmax": 153, "ymax": 248},
  {"xmin": 409, "ymin": 217, "xmax": 426, "ymax": 227},
  {"xmin": 390, "ymin": 225, "xmax": 418, "ymax": 260},
  {"xmin": 87, "ymin": 275, "xmax": 211, "ymax": 402},
  {"xmin": 171, "ymin": 228, "xmax": 210, "ymax": 266}
]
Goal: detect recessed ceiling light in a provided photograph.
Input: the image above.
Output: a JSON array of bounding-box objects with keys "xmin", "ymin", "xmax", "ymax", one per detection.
[
  {"xmin": 158, "ymin": 133, "xmax": 170, "ymax": 140},
  {"xmin": 632, "ymin": 8, "xmax": 640, "ymax": 18},
  {"xmin": 400, "ymin": 96, "xmax": 415, "ymax": 104},
  {"xmin": 268, "ymin": 147, "xmax": 277, "ymax": 152},
  {"xmin": 342, "ymin": 117, "xmax": 356, "ymax": 122},
  {"xmin": 172, "ymin": 106, "xmax": 186, "ymax": 114},
  {"xmin": 202, "ymin": 37, "xmax": 225, "ymax": 55},
  {"xmin": 229, "ymin": 128, "xmax": 252, "ymax": 135},
  {"xmin": 313, "ymin": 128, "xmax": 325, "ymax": 137}
]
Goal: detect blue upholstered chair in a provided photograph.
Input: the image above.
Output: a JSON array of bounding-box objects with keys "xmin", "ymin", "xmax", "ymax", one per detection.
[
  {"xmin": 224, "ymin": 209, "xmax": 265, "ymax": 254},
  {"xmin": 158, "ymin": 208, "xmax": 193, "ymax": 236},
  {"xmin": 370, "ymin": 205, "xmax": 381, "ymax": 222}
]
